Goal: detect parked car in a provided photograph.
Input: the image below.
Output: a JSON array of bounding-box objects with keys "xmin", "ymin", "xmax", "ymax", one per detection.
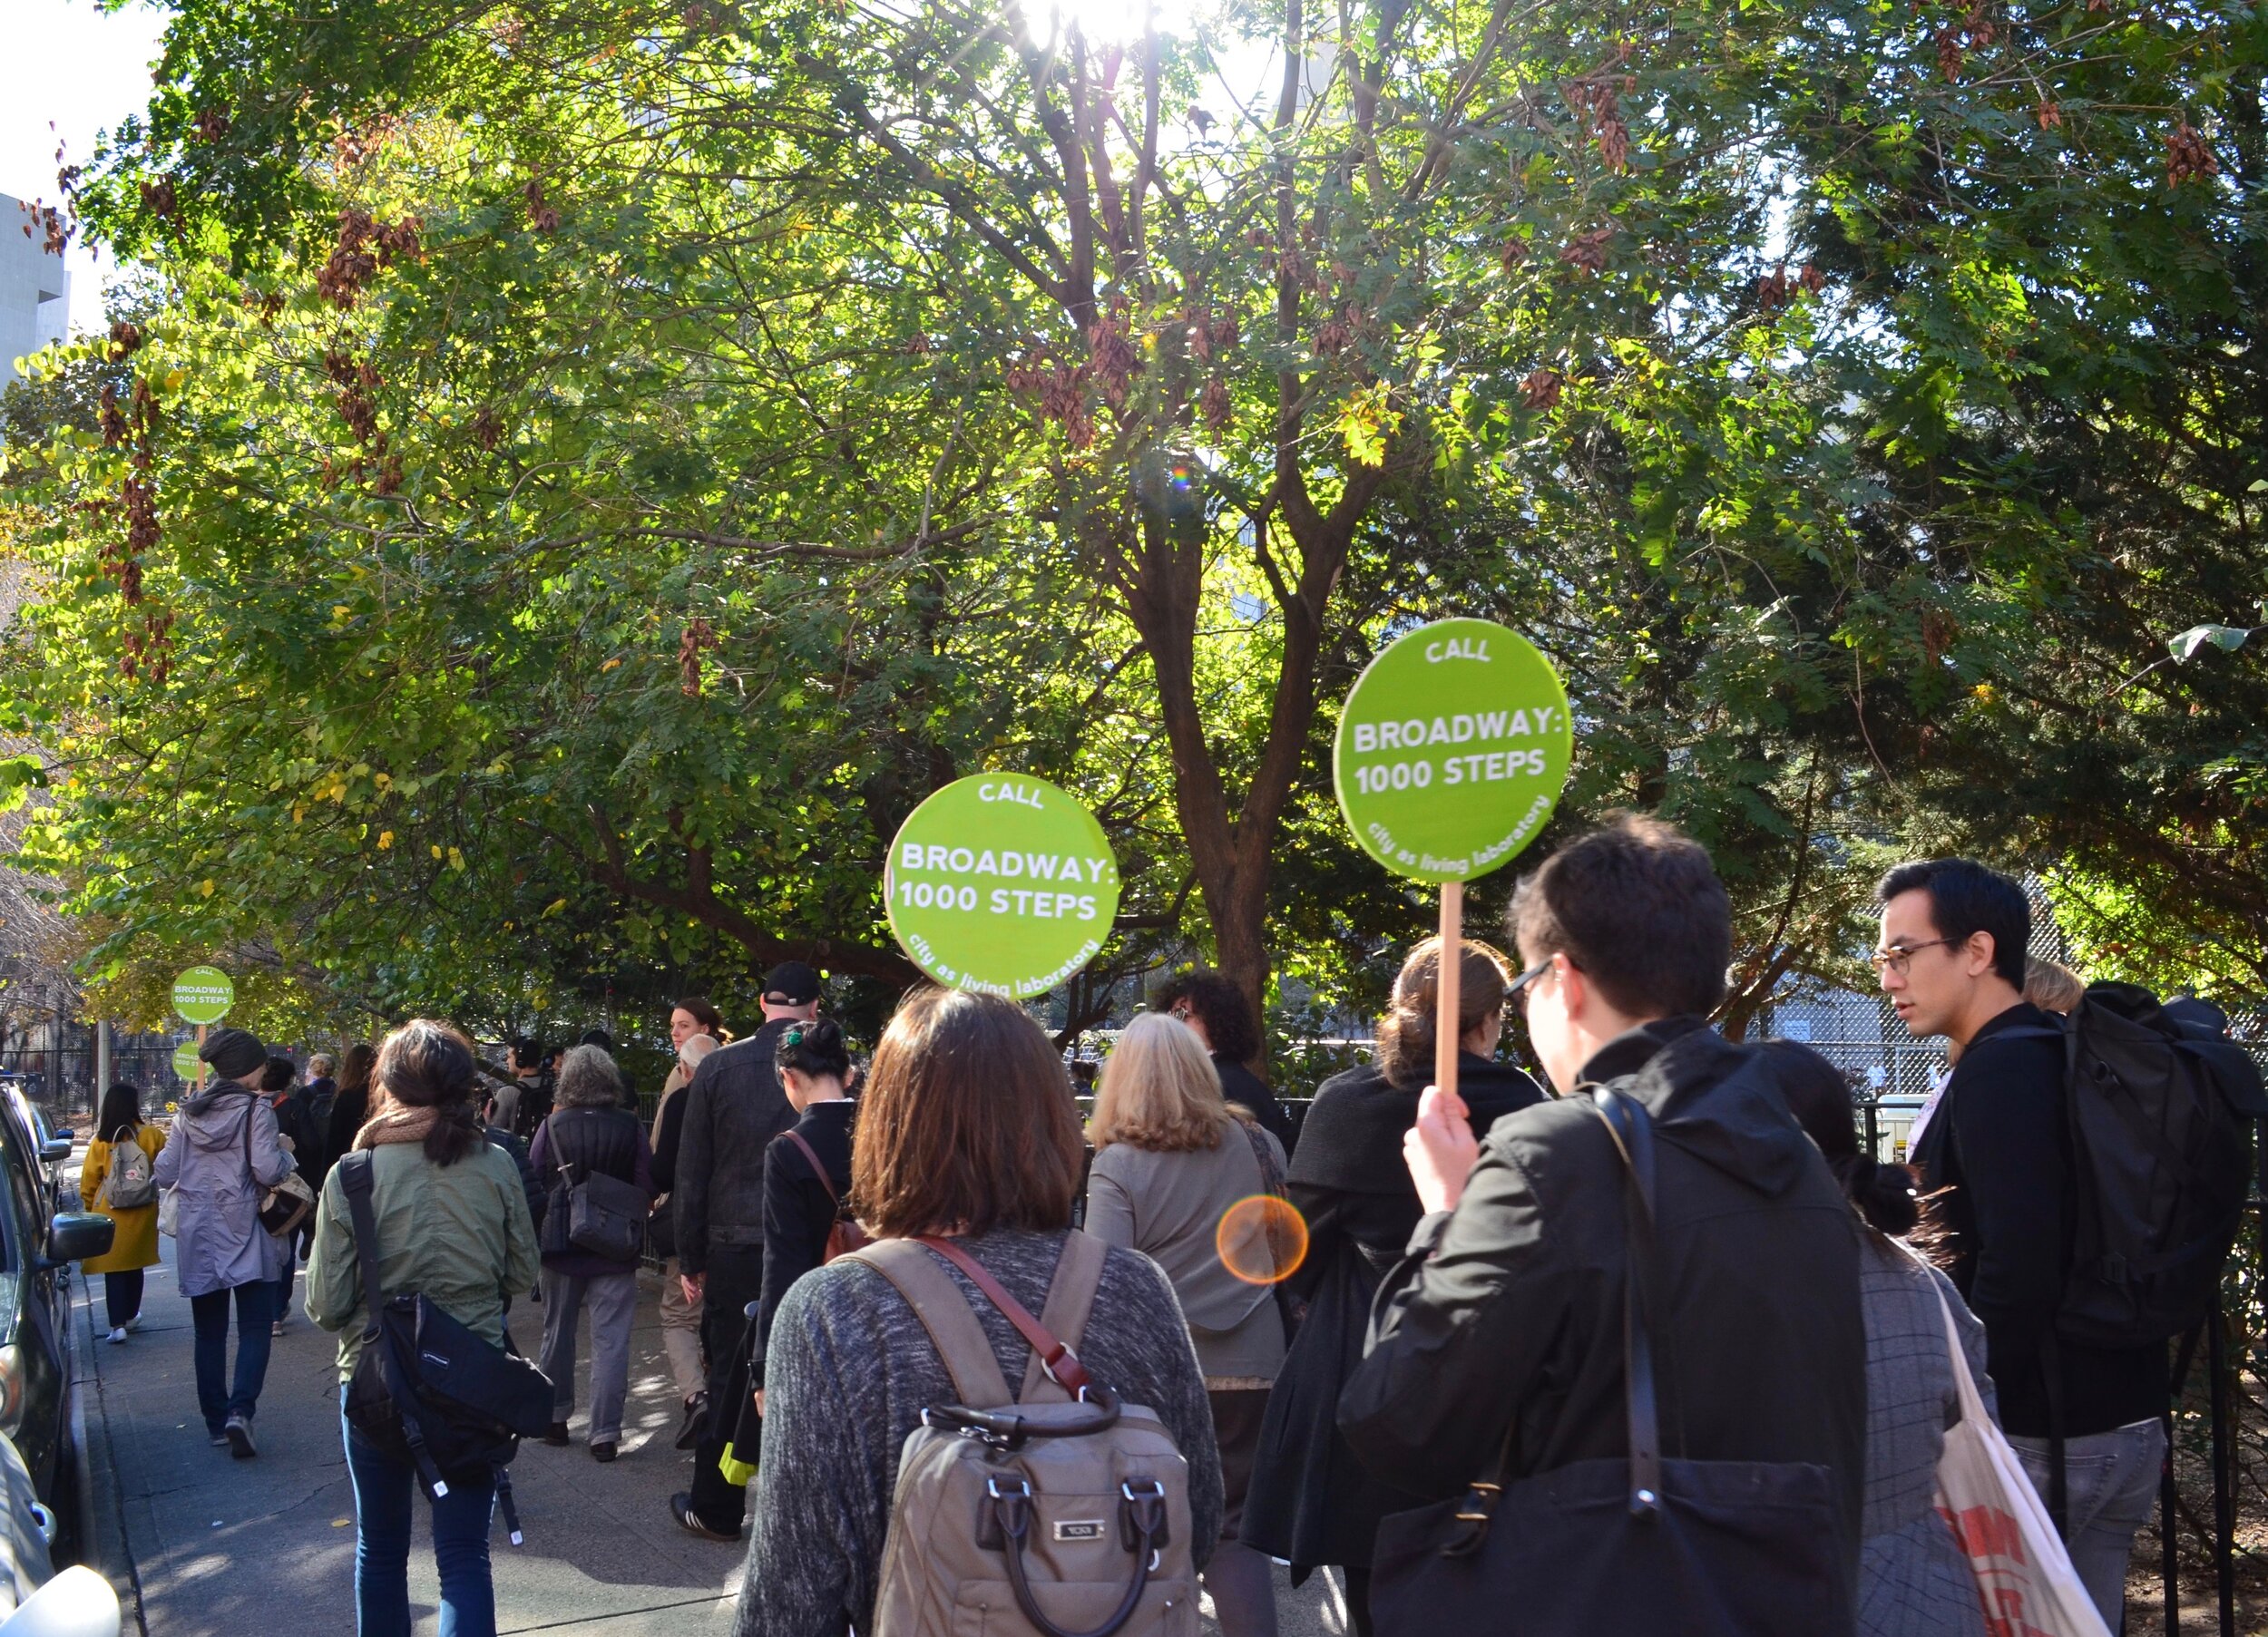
[
  {"xmin": 0, "ymin": 1090, "xmax": 107, "ymax": 1559},
  {"xmin": 0, "ymin": 1086, "xmax": 70, "ymax": 1224},
  {"xmin": 0, "ymin": 1421, "xmax": 115, "ymax": 1633},
  {"xmin": 0, "ymin": 1418, "xmax": 53, "ymax": 1613}
]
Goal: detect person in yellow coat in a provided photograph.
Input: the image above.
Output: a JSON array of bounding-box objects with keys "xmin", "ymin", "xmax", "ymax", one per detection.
[{"xmin": 80, "ymin": 1083, "xmax": 167, "ymax": 1343}]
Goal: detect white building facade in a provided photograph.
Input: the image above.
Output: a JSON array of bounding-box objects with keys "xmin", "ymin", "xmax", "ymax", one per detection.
[{"xmin": 0, "ymin": 195, "xmax": 71, "ymax": 391}]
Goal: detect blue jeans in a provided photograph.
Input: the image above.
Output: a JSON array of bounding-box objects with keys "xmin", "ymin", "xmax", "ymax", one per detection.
[
  {"xmin": 341, "ymin": 1390, "xmax": 498, "ymax": 1637},
  {"xmin": 190, "ymin": 1281, "xmax": 274, "ymax": 1432}
]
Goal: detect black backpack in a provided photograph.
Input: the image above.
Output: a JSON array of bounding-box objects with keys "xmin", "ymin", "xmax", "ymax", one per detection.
[
  {"xmin": 337, "ymin": 1151, "xmax": 555, "ymax": 1543},
  {"xmin": 2012, "ymin": 984, "xmax": 2263, "ymax": 1350}
]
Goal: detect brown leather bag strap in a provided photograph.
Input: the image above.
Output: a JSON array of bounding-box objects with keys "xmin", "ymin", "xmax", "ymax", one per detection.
[
  {"xmin": 782, "ymin": 1130, "xmax": 838, "ymax": 1209},
  {"xmin": 1018, "ymin": 1232, "xmax": 1108, "ymax": 1403},
  {"xmin": 916, "ymin": 1235, "xmax": 1095, "ymax": 1398},
  {"xmin": 846, "ymin": 1239, "xmax": 1016, "ymax": 1409}
]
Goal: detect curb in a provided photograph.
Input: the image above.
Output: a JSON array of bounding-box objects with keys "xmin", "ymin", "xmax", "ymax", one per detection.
[{"xmin": 64, "ymin": 1221, "xmax": 144, "ymax": 1634}]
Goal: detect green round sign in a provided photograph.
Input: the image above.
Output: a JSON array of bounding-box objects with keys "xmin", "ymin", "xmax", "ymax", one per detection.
[
  {"xmin": 885, "ymin": 774, "xmax": 1121, "ymax": 999},
  {"xmin": 171, "ymin": 965, "xmax": 235, "ymax": 1026},
  {"xmin": 1333, "ymin": 619, "xmax": 1573, "ymax": 883},
  {"xmin": 172, "ymin": 1040, "xmax": 202, "ymax": 1082}
]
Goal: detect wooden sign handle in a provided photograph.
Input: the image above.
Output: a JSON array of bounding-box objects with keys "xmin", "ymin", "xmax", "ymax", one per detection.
[
  {"xmin": 1435, "ymin": 879, "xmax": 1463, "ymax": 1101},
  {"xmin": 195, "ymin": 1023, "xmax": 207, "ymax": 1092}
]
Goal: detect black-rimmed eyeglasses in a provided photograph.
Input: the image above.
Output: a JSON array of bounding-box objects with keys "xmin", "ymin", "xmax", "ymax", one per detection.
[{"xmin": 1506, "ymin": 957, "xmax": 1554, "ymax": 1018}]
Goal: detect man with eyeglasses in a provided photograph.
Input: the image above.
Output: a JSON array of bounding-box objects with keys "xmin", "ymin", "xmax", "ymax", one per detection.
[{"xmin": 1878, "ymin": 858, "xmax": 2165, "ymax": 1627}]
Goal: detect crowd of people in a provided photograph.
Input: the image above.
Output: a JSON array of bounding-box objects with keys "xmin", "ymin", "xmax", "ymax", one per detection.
[{"xmin": 64, "ymin": 820, "xmax": 2260, "ymax": 1637}]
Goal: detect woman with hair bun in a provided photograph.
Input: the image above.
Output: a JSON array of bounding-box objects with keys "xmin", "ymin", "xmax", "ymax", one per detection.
[
  {"xmin": 1241, "ymin": 937, "xmax": 1546, "ymax": 1636},
  {"xmin": 1765, "ymin": 1038, "xmax": 1995, "ymax": 1637},
  {"xmin": 753, "ymin": 1018, "xmax": 857, "ymax": 1381},
  {"xmin": 306, "ymin": 1018, "xmax": 541, "ymax": 1637}
]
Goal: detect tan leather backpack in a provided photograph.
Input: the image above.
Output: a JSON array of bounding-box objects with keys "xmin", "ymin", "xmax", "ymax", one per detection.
[{"xmin": 855, "ymin": 1233, "xmax": 1198, "ymax": 1637}]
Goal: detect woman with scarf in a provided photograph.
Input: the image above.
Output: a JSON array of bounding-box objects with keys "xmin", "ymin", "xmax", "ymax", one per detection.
[{"xmin": 306, "ymin": 1019, "xmax": 541, "ymax": 1637}]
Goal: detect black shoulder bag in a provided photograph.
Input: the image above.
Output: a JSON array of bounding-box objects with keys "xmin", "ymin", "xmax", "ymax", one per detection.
[
  {"xmin": 1367, "ymin": 1086, "xmax": 1851, "ymax": 1637},
  {"xmin": 337, "ymin": 1151, "xmax": 556, "ymax": 1544}
]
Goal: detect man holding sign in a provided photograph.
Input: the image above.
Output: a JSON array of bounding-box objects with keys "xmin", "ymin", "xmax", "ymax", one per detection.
[{"xmin": 1337, "ymin": 816, "xmax": 1869, "ymax": 1633}]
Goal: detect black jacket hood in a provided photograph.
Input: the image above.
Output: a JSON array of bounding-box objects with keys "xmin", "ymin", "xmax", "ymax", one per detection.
[{"xmin": 1580, "ymin": 1016, "xmax": 1815, "ymax": 1199}]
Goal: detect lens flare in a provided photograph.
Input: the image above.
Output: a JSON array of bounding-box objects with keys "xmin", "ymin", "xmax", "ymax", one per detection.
[{"xmin": 1217, "ymin": 1194, "xmax": 1309, "ymax": 1286}]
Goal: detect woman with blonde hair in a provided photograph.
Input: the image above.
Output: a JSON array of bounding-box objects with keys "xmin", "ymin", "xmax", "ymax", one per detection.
[{"xmin": 1087, "ymin": 1011, "xmax": 1288, "ymax": 1637}]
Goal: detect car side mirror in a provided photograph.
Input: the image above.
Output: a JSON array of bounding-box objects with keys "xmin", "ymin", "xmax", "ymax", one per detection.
[
  {"xmin": 44, "ymin": 1213, "xmax": 113, "ymax": 1267},
  {"xmin": 37, "ymin": 1140, "xmax": 69, "ymax": 1164},
  {"xmin": 49, "ymin": 1129, "xmax": 71, "ymax": 1145}
]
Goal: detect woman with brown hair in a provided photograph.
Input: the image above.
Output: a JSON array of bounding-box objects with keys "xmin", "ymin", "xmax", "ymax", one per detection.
[
  {"xmin": 735, "ymin": 987, "xmax": 1222, "ymax": 1634},
  {"xmin": 306, "ymin": 1019, "xmax": 540, "ymax": 1637},
  {"xmin": 1087, "ymin": 1012, "xmax": 1288, "ymax": 1637},
  {"xmin": 1240, "ymin": 937, "xmax": 1546, "ymax": 1637},
  {"xmin": 323, "ymin": 1041, "xmax": 378, "ymax": 1167}
]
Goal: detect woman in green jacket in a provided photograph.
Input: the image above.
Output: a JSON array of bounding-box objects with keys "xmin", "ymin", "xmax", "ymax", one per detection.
[{"xmin": 306, "ymin": 1020, "xmax": 540, "ymax": 1637}]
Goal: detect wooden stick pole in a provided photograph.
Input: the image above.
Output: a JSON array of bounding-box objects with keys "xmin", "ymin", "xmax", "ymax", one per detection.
[
  {"xmin": 195, "ymin": 1022, "xmax": 207, "ymax": 1092},
  {"xmin": 1435, "ymin": 879, "xmax": 1463, "ymax": 1098}
]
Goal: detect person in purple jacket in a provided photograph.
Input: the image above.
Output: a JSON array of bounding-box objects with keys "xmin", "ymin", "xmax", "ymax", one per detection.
[{"xmin": 528, "ymin": 1044, "xmax": 654, "ymax": 1462}]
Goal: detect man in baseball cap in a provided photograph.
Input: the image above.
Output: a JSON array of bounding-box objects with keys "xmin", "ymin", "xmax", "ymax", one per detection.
[
  {"xmin": 760, "ymin": 961, "xmax": 821, "ymax": 1008},
  {"xmin": 668, "ymin": 959, "xmax": 824, "ymax": 1539}
]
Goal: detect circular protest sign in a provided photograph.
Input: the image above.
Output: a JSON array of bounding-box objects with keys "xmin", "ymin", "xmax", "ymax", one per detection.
[
  {"xmin": 171, "ymin": 965, "xmax": 235, "ymax": 1026},
  {"xmin": 171, "ymin": 1040, "xmax": 201, "ymax": 1081},
  {"xmin": 885, "ymin": 775, "xmax": 1121, "ymax": 999},
  {"xmin": 1333, "ymin": 619, "xmax": 1573, "ymax": 884}
]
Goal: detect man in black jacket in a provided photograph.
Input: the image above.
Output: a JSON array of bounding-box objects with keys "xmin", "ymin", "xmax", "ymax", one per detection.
[
  {"xmin": 1153, "ymin": 969, "xmax": 1299, "ymax": 1155},
  {"xmin": 1339, "ymin": 816, "xmax": 1866, "ymax": 1631},
  {"xmin": 1882, "ymin": 858, "xmax": 2165, "ymax": 1629},
  {"xmin": 670, "ymin": 960, "xmax": 820, "ymax": 1540}
]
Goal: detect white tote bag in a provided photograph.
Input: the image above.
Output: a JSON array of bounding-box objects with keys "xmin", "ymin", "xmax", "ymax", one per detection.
[
  {"xmin": 1929, "ymin": 1283, "xmax": 2112, "ymax": 1637},
  {"xmin": 155, "ymin": 1187, "xmax": 179, "ymax": 1238}
]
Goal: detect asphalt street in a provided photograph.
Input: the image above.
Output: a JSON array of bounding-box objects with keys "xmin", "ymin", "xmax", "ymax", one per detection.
[{"xmin": 71, "ymin": 1190, "xmax": 1346, "ymax": 1635}]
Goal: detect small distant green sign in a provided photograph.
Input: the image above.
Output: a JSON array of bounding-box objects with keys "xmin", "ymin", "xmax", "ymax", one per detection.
[
  {"xmin": 1333, "ymin": 619, "xmax": 1574, "ymax": 883},
  {"xmin": 885, "ymin": 775, "xmax": 1121, "ymax": 999},
  {"xmin": 171, "ymin": 966, "xmax": 235, "ymax": 1026},
  {"xmin": 172, "ymin": 1040, "xmax": 202, "ymax": 1082}
]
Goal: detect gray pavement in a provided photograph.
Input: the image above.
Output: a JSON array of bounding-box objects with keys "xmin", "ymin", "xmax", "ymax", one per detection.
[{"xmin": 73, "ymin": 1217, "xmax": 1344, "ymax": 1635}]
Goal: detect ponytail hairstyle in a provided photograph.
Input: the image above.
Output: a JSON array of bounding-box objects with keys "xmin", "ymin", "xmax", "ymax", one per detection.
[
  {"xmin": 372, "ymin": 1019, "xmax": 485, "ymax": 1166},
  {"xmin": 1761, "ymin": 1039, "xmax": 1925, "ymax": 1242},
  {"xmin": 1374, "ymin": 937, "xmax": 1512, "ymax": 1087},
  {"xmin": 777, "ymin": 1017, "xmax": 851, "ymax": 1083}
]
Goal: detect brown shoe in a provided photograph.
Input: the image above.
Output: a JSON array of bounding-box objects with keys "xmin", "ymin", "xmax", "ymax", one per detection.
[
  {"xmin": 542, "ymin": 1421, "xmax": 570, "ymax": 1447},
  {"xmin": 591, "ymin": 1441, "xmax": 617, "ymax": 1463}
]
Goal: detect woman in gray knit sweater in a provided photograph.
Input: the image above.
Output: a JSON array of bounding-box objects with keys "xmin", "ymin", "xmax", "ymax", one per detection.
[{"xmin": 738, "ymin": 988, "xmax": 1225, "ymax": 1637}]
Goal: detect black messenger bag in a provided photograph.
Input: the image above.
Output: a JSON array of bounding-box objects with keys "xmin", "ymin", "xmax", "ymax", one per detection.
[{"xmin": 1368, "ymin": 1087, "xmax": 1851, "ymax": 1637}]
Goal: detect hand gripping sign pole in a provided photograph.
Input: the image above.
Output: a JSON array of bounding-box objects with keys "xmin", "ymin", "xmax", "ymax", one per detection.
[{"xmin": 1333, "ymin": 619, "xmax": 1574, "ymax": 1105}]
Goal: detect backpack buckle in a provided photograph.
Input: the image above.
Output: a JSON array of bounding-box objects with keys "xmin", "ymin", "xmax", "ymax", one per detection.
[{"xmin": 1119, "ymin": 1477, "xmax": 1169, "ymax": 1556}]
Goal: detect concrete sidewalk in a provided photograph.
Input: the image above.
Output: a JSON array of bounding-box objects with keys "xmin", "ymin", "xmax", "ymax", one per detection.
[
  {"xmin": 74, "ymin": 1236, "xmax": 744, "ymax": 1635},
  {"xmin": 73, "ymin": 1233, "xmax": 1344, "ymax": 1636}
]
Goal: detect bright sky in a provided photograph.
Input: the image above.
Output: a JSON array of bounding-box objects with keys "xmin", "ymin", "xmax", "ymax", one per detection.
[{"xmin": 0, "ymin": 0, "xmax": 172, "ymax": 336}]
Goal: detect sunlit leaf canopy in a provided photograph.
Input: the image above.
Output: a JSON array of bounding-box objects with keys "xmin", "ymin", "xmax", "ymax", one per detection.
[{"xmin": 0, "ymin": 0, "xmax": 2259, "ymax": 1048}]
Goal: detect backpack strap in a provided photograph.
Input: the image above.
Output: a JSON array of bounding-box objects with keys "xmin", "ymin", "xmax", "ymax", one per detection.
[
  {"xmin": 848, "ymin": 1238, "xmax": 1018, "ymax": 1409},
  {"xmin": 337, "ymin": 1152, "xmax": 388, "ymax": 1343},
  {"xmin": 1015, "ymin": 1232, "xmax": 1107, "ymax": 1404}
]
